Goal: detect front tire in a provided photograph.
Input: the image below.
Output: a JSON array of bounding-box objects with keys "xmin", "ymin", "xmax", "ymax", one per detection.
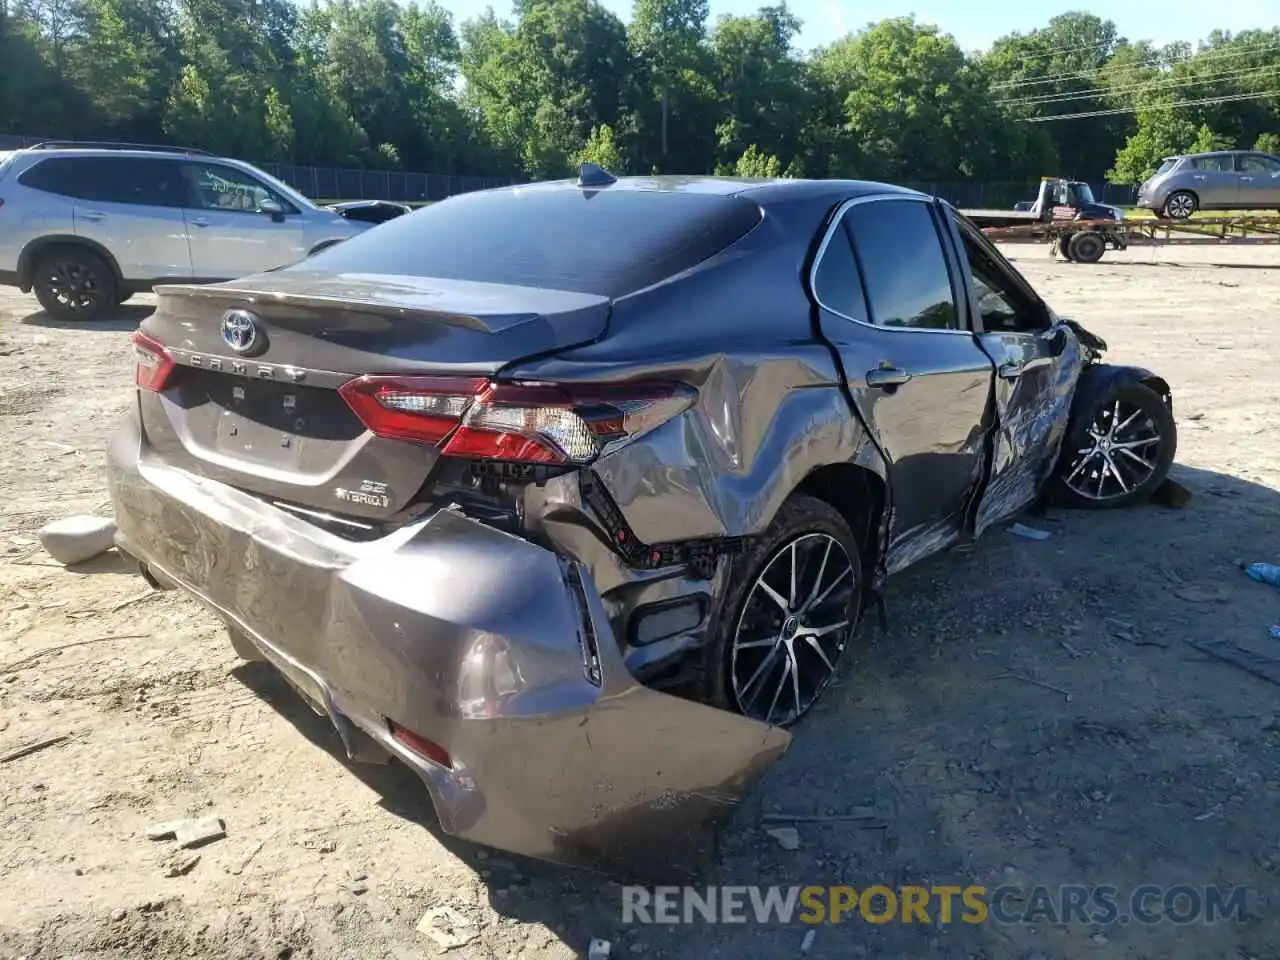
[
  {"xmin": 1162, "ymin": 191, "xmax": 1198, "ymax": 220},
  {"xmin": 32, "ymin": 249, "xmax": 118, "ymax": 321},
  {"xmin": 702, "ymin": 496, "xmax": 863, "ymax": 726},
  {"xmin": 1050, "ymin": 382, "xmax": 1176, "ymax": 509}
]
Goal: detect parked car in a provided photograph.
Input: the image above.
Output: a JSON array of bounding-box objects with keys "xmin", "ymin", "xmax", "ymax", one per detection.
[
  {"xmin": 326, "ymin": 199, "xmax": 413, "ymax": 224},
  {"xmin": 1136, "ymin": 149, "xmax": 1280, "ymax": 219},
  {"xmin": 0, "ymin": 141, "xmax": 368, "ymax": 320},
  {"xmin": 108, "ymin": 167, "xmax": 1178, "ymax": 876}
]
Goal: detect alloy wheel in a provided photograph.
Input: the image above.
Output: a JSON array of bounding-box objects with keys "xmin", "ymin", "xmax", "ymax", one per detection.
[
  {"xmin": 1165, "ymin": 194, "xmax": 1196, "ymax": 219},
  {"xmin": 44, "ymin": 261, "xmax": 100, "ymax": 312},
  {"xmin": 730, "ymin": 533, "xmax": 857, "ymax": 725},
  {"xmin": 1062, "ymin": 399, "xmax": 1163, "ymax": 502}
]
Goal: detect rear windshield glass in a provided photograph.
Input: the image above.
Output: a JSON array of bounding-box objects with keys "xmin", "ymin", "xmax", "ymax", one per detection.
[{"xmin": 295, "ymin": 186, "xmax": 763, "ymax": 298}]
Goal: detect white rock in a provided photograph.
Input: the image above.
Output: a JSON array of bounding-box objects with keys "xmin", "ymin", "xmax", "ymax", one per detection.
[
  {"xmin": 38, "ymin": 516, "xmax": 118, "ymax": 565},
  {"xmin": 587, "ymin": 938, "xmax": 612, "ymax": 960}
]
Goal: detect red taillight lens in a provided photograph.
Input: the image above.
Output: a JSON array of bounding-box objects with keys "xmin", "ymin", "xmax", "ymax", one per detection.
[
  {"xmin": 132, "ymin": 330, "xmax": 175, "ymax": 392},
  {"xmin": 337, "ymin": 375, "xmax": 489, "ymax": 444},
  {"xmin": 387, "ymin": 720, "xmax": 453, "ymax": 769},
  {"xmin": 340, "ymin": 375, "xmax": 696, "ymax": 465}
]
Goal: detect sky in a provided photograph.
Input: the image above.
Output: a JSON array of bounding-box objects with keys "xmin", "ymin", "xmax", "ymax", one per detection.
[{"xmin": 429, "ymin": 0, "xmax": 1280, "ymax": 53}]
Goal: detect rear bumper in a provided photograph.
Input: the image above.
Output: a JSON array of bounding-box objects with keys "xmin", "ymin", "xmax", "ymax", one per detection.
[{"xmin": 107, "ymin": 408, "xmax": 789, "ymax": 878}]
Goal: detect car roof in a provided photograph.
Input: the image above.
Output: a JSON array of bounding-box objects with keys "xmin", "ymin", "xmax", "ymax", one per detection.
[{"xmin": 481, "ymin": 174, "xmax": 926, "ymax": 205}]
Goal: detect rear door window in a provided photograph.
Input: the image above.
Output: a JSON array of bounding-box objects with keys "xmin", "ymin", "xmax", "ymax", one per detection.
[
  {"xmin": 77, "ymin": 157, "xmax": 185, "ymax": 207},
  {"xmin": 843, "ymin": 199, "xmax": 959, "ymax": 331},
  {"xmin": 1191, "ymin": 155, "xmax": 1233, "ymax": 172},
  {"xmin": 296, "ymin": 187, "xmax": 764, "ymax": 298},
  {"xmin": 811, "ymin": 219, "xmax": 870, "ymax": 323},
  {"xmin": 18, "ymin": 157, "xmax": 87, "ymax": 197}
]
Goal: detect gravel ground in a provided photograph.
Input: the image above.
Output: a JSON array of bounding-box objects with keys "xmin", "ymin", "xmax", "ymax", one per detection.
[{"xmin": 0, "ymin": 243, "xmax": 1278, "ymax": 960}]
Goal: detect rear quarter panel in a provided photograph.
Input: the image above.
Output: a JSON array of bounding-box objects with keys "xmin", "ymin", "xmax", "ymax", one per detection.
[{"xmin": 508, "ymin": 194, "xmax": 887, "ymax": 545}]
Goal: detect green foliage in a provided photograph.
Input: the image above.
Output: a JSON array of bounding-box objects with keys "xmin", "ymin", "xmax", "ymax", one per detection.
[
  {"xmin": 576, "ymin": 123, "xmax": 623, "ymax": 173},
  {"xmin": 733, "ymin": 144, "xmax": 781, "ymax": 177},
  {"xmin": 1, "ymin": 2, "xmax": 1278, "ymax": 187},
  {"xmin": 1256, "ymin": 132, "xmax": 1280, "ymax": 154}
]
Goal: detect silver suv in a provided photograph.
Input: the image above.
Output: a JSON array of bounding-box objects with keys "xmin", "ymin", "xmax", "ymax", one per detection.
[
  {"xmin": 0, "ymin": 141, "xmax": 368, "ymax": 320},
  {"xmin": 1136, "ymin": 150, "xmax": 1280, "ymax": 219}
]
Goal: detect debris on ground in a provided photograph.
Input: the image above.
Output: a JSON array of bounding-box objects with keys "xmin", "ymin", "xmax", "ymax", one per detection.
[
  {"xmin": 37, "ymin": 515, "xmax": 118, "ymax": 565},
  {"xmin": 146, "ymin": 815, "xmax": 225, "ymax": 848},
  {"xmin": 587, "ymin": 938, "xmax": 612, "ymax": 960},
  {"xmin": 161, "ymin": 852, "xmax": 201, "ymax": 877},
  {"xmin": 800, "ymin": 929, "xmax": 817, "ymax": 953},
  {"xmin": 1240, "ymin": 560, "xmax": 1280, "ymax": 588},
  {"xmin": 765, "ymin": 826, "xmax": 801, "ymax": 850},
  {"xmin": 1193, "ymin": 639, "xmax": 1280, "ymax": 686},
  {"xmin": 1270, "ymin": 625, "xmax": 1280, "ymax": 640},
  {"xmin": 1008, "ymin": 522, "xmax": 1052, "ymax": 541},
  {"xmin": 0, "ymin": 734, "xmax": 71, "ymax": 764},
  {"xmin": 762, "ymin": 807, "xmax": 886, "ymax": 827},
  {"xmin": 415, "ymin": 906, "xmax": 479, "ymax": 951},
  {"xmin": 990, "ymin": 672, "xmax": 1073, "ymax": 702}
]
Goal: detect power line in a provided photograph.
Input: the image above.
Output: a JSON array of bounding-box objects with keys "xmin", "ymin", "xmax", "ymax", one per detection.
[
  {"xmin": 988, "ymin": 35, "xmax": 1120, "ymax": 64},
  {"xmin": 997, "ymin": 64, "xmax": 1280, "ymax": 108},
  {"xmin": 991, "ymin": 37, "xmax": 1280, "ymax": 90},
  {"xmin": 1016, "ymin": 89, "xmax": 1280, "ymax": 122}
]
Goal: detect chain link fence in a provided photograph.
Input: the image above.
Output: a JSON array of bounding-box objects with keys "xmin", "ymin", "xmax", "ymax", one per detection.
[{"xmin": 1, "ymin": 134, "xmax": 1139, "ymax": 206}]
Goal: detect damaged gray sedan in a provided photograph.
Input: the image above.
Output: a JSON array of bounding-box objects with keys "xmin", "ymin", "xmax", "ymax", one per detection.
[{"xmin": 108, "ymin": 168, "xmax": 1177, "ymax": 877}]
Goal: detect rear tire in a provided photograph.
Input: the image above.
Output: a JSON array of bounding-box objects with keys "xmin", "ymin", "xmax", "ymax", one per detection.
[
  {"xmin": 32, "ymin": 249, "xmax": 118, "ymax": 321},
  {"xmin": 1050, "ymin": 382, "xmax": 1176, "ymax": 510},
  {"xmin": 700, "ymin": 495, "xmax": 863, "ymax": 727},
  {"xmin": 227, "ymin": 626, "xmax": 266, "ymax": 662}
]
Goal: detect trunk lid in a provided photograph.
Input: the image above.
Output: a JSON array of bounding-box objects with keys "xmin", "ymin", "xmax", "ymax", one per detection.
[{"xmin": 138, "ymin": 272, "xmax": 610, "ymax": 526}]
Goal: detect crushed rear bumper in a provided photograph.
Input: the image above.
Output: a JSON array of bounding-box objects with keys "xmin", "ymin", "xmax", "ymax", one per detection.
[{"xmin": 106, "ymin": 409, "xmax": 790, "ymax": 878}]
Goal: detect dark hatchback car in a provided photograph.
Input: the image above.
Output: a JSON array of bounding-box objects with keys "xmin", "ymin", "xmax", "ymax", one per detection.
[{"xmin": 109, "ymin": 170, "xmax": 1177, "ymax": 876}]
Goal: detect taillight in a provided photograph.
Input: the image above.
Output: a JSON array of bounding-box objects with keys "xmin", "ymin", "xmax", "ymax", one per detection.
[
  {"xmin": 132, "ymin": 330, "xmax": 175, "ymax": 392},
  {"xmin": 339, "ymin": 375, "xmax": 696, "ymax": 465}
]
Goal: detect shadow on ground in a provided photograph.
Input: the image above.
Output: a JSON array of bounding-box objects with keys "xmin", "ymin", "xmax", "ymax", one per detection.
[
  {"xmin": 233, "ymin": 462, "xmax": 1280, "ymax": 960},
  {"xmin": 19, "ymin": 303, "xmax": 151, "ymax": 331}
]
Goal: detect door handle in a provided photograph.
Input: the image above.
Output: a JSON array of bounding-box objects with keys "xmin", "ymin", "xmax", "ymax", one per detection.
[
  {"xmin": 865, "ymin": 367, "xmax": 911, "ymax": 388},
  {"xmin": 79, "ymin": 210, "xmax": 106, "ymax": 222},
  {"xmin": 189, "ymin": 216, "xmax": 211, "ymax": 227},
  {"xmin": 1192, "ymin": 175, "xmax": 1207, "ymax": 181},
  {"xmin": 998, "ymin": 356, "xmax": 1053, "ymax": 380},
  {"xmin": 1240, "ymin": 176, "xmax": 1255, "ymax": 182}
]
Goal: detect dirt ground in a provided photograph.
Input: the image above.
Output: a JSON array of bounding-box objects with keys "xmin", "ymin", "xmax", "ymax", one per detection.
[{"xmin": 1, "ymin": 243, "xmax": 1278, "ymax": 960}]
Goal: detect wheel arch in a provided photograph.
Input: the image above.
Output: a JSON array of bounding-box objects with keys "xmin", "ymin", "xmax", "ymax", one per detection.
[
  {"xmin": 793, "ymin": 461, "xmax": 888, "ymax": 581},
  {"xmin": 1070, "ymin": 363, "xmax": 1174, "ymax": 427},
  {"xmin": 18, "ymin": 235, "xmax": 124, "ymax": 291}
]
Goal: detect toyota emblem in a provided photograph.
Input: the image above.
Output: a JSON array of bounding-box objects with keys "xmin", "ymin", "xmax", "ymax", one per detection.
[{"xmin": 221, "ymin": 309, "xmax": 259, "ymax": 354}]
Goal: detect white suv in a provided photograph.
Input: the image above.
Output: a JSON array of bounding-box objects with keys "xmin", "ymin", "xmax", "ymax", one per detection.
[{"xmin": 0, "ymin": 142, "xmax": 370, "ymax": 320}]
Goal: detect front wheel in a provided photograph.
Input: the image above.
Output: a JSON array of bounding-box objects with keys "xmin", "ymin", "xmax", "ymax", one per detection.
[
  {"xmin": 1050, "ymin": 382, "xmax": 1176, "ymax": 509},
  {"xmin": 1162, "ymin": 191, "xmax": 1198, "ymax": 220},
  {"xmin": 702, "ymin": 495, "xmax": 863, "ymax": 727},
  {"xmin": 1066, "ymin": 230, "xmax": 1105, "ymax": 264}
]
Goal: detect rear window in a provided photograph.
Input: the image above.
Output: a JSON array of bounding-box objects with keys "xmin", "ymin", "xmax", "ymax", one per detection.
[
  {"xmin": 295, "ymin": 186, "xmax": 764, "ymax": 298},
  {"xmin": 1156, "ymin": 159, "xmax": 1178, "ymax": 174}
]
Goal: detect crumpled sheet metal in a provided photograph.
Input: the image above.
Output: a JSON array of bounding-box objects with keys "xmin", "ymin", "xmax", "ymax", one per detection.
[
  {"xmin": 107, "ymin": 412, "xmax": 790, "ymax": 880},
  {"xmin": 587, "ymin": 351, "xmax": 882, "ymax": 544},
  {"xmin": 974, "ymin": 323, "xmax": 1086, "ymax": 536}
]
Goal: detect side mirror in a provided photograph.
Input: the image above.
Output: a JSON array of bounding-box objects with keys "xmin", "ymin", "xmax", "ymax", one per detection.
[{"xmin": 259, "ymin": 197, "xmax": 286, "ymax": 223}]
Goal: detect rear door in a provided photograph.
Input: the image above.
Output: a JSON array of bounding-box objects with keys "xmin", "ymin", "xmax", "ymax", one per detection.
[
  {"xmin": 943, "ymin": 210, "xmax": 1081, "ymax": 534},
  {"xmin": 5, "ymin": 156, "xmax": 79, "ymax": 271},
  {"xmin": 179, "ymin": 160, "xmax": 306, "ymax": 279},
  {"xmin": 1188, "ymin": 153, "xmax": 1239, "ymax": 208},
  {"xmin": 68, "ymin": 156, "xmax": 192, "ymax": 282},
  {"xmin": 810, "ymin": 194, "xmax": 997, "ymax": 572},
  {"xmin": 1236, "ymin": 152, "xmax": 1280, "ymax": 207}
]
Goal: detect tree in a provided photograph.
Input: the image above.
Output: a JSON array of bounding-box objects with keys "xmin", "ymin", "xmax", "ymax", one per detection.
[
  {"xmin": 576, "ymin": 122, "xmax": 623, "ymax": 171},
  {"xmin": 733, "ymin": 144, "xmax": 780, "ymax": 177}
]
